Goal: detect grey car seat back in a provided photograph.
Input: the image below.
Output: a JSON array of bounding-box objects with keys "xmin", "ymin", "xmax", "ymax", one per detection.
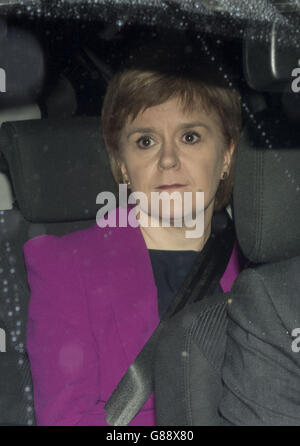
[
  {"xmin": 219, "ymin": 109, "xmax": 300, "ymax": 425},
  {"xmin": 0, "ymin": 117, "xmax": 115, "ymax": 425}
]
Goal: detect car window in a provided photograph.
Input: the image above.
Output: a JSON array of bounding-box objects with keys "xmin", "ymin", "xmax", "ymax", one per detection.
[{"xmin": 0, "ymin": 0, "xmax": 299, "ymax": 429}]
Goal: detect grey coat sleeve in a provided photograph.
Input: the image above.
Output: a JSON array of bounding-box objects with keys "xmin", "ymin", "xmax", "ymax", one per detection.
[{"xmin": 219, "ymin": 257, "xmax": 300, "ymax": 426}]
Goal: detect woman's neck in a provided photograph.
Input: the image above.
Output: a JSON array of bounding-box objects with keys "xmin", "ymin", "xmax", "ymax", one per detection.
[{"xmin": 138, "ymin": 209, "xmax": 213, "ymax": 252}]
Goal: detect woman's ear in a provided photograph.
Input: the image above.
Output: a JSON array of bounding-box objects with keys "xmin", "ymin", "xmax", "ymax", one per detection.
[
  {"xmin": 119, "ymin": 160, "xmax": 129, "ymax": 183},
  {"xmin": 222, "ymin": 141, "xmax": 235, "ymax": 175}
]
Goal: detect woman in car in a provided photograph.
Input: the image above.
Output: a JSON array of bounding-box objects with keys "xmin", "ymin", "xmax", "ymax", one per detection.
[{"xmin": 23, "ymin": 45, "xmax": 242, "ymax": 426}]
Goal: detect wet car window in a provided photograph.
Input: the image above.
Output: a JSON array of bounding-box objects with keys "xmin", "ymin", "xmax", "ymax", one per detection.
[{"xmin": 0, "ymin": 0, "xmax": 299, "ymax": 428}]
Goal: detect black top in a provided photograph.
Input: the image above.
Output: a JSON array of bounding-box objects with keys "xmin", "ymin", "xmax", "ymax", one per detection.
[
  {"xmin": 148, "ymin": 211, "xmax": 235, "ymax": 319},
  {"xmin": 148, "ymin": 248, "xmax": 202, "ymax": 319}
]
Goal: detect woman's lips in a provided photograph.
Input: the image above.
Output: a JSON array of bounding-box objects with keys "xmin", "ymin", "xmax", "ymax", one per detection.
[{"xmin": 156, "ymin": 184, "xmax": 187, "ymax": 190}]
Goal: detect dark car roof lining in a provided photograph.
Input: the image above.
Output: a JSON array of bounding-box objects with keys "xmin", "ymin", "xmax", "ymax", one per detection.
[{"xmin": 0, "ymin": 3, "xmax": 298, "ymax": 121}]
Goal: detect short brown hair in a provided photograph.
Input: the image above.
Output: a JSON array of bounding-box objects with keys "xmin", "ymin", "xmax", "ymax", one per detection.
[{"xmin": 101, "ymin": 66, "xmax": 241, "ymax": 211}]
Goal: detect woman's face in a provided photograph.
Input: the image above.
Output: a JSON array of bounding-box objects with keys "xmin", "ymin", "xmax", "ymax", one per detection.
[{"xmin": 119, "ymin": 96, "xmax": 234, "ymax": 223}]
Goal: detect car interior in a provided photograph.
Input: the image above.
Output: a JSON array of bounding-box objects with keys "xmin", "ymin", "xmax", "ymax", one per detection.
[{"xmin": 0, "ymin": 0, "xmax": 299, "ymax": 426}]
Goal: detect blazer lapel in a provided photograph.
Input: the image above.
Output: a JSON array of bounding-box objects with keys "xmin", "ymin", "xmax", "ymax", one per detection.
[
  {"xmin": 220, "ymin": 241, "xmax": 241, "ymax": 292},
  {"xmin": 94, "ymin": 205, "xmax": 160, "ymax": 368}
]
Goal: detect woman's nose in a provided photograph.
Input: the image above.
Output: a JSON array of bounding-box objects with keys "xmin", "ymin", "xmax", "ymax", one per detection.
[{"xmin": 158, "ymin": 142, "xmax": 180, "ymax": 170}]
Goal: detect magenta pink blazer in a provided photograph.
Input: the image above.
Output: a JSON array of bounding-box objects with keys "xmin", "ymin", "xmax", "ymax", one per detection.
[{"xmin": 23, "ymin": 206, "xmax": 241, "ymax": 426}]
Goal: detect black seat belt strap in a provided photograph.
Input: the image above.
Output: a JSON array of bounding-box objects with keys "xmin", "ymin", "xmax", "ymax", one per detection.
[{"xmin": 105, "ymin": 218, "xmax": 235, "ymax": 426}]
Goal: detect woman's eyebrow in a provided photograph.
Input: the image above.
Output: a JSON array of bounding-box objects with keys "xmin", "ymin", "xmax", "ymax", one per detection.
[
  {"xmin": 126, "ymin": 122, "xmax": 210, "ymax": 139},
  {"xmin": 180, "ymin": 121, "xmax": 209, "ymax": 130},
  {"xmin": 126, "ymin": 127, "xmax": 156, "ymax": 139}
]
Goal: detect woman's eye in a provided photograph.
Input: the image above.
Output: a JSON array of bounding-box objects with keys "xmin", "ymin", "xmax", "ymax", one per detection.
[
  {"xmin": 182, "ymin": 132, "xmax": 201, "ymax": 144},
  {"xmin": 136, "ymin": 136, "xmax": 155, "ymax": 149}
]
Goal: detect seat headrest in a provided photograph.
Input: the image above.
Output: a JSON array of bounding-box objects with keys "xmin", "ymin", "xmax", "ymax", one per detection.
[
  {"xmin": 0, "ymin": 104, "xmax": 41, "ymax": 126},
  {"xmin": 0, "ymin": 117, "xmax": 116, "ymax": 222},
  {"xmin": 233, "ymin": 109, "xmax": 300, "ymax": 264},
  {"xmin": 0, "ymin": 26, "xmax": 44, "ymax": 106}
]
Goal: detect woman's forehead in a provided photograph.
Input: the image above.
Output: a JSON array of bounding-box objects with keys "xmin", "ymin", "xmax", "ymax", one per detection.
[
  {"xmin": 127, "ymin": 97, "xmax": 211, "ymax": 122},
  {"xmin": 125, "ymin": 97, "xmax": 220, "ymax": 130}
]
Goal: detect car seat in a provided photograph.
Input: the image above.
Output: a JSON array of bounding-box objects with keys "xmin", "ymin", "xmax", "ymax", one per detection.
[{"xmin": 0, "ymin": 117, "xmax": 115, "ymax": 425}]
